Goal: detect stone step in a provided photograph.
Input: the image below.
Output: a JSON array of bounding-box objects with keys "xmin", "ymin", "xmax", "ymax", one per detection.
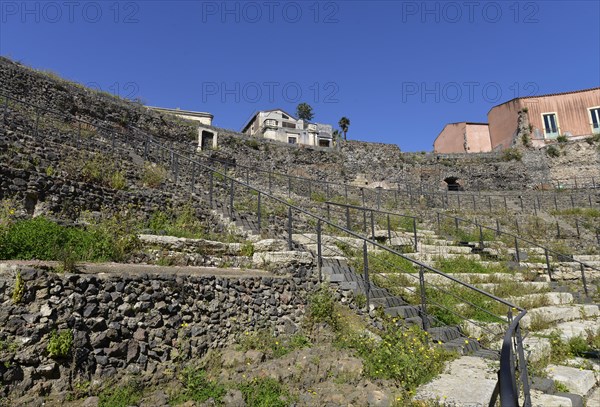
[
  {"xmin": 371, "ymin": 296, "xmax": 407, "ymax": 308},
  {"xmin": 545, "ymin": 364, "xmax": 597, "ymax": 397},
  {"xmin": 521, "ymin": 304, "xmax": 600, "ymax": 330},
  {"xmin": 509, "ymin": 292, "xmax": 574, "ymax": 307},
  {"xmin": 417, "ymin": 244, "xmax": 474, "ymax": 255},
  {"xmin": 429, "ymin": 326, "xmax": 462, "ymax": 343},
  {"xmin": 538, "ymin": 316, "xmax": 600, "ymax": 341},
  {"xmin": 407, "ymin": 253, "xmax": 483, "ymax": 262},
  {"xmin": 414, "ymin": 356, "xmax": 498, "ymax": 407},
  {"xmin": 384, "ymin": 305, "xmax": 421, "ymax": 319}
]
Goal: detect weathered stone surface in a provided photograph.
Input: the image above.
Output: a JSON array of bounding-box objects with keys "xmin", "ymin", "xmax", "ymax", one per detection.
[
  {"xmin": 414, "ymin": 356, "xmax": 498, "ymax": 406},
  {"xmin": 546, "ymin": 365, "xmax": 596, "ymax": 396},
  {"xmin": 252, "ymin": 251, "xmax": 313, "ymax": 267},
  {"xmin": 0, "ymin": 265, "xmax": 310, "ymax": 398}
]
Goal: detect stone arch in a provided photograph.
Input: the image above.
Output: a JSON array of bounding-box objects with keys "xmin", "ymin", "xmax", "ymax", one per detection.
[{"xmin": 444, "ymin": 176, "xmax": 463, "ymax": 191}]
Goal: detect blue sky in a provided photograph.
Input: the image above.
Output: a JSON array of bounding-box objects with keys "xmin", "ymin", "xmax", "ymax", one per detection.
[{"xmin": 1, "ymin": 0, "xmax": 599, "ymax": 151}]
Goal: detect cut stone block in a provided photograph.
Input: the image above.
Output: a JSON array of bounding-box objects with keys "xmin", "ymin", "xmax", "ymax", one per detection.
[{"xmin": 546, "ymin": 364, "xmax": 596, "ymax": 396}]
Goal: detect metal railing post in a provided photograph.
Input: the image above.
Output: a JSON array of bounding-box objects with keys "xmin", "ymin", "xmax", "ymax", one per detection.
[
  {"xmin": 437, "ymin": 212, "xmax": 441, "ymax": 234},
  {"xmin": 77, "ymin": 121, "xmax": 82, "ymax": 149},
  {"xmin": 370, "ymin": 210, "xmax": 375, "ymax": 240},
  {"xmin": 2, "ymin": 96, "xmax": 7, "ymax": 123},
  {"xmin": 268, "ymin": 171, "xmax": 272, "ymax": 194},
  {"xmin": 580, "ymin": 263, "xmax": 589, "ymax": 297},
  {"xmin": 363, "ymin": 241, "xmax": 370, "ymax": 308},
  {"xmin": 488, "ymin": 196, "xmax": 492, "ymax": 213},
  {"xmin": 556, "ymin": 222, "xmax": 561, "ymax": 238},
  {"xmin": 287, "ymin": 207, "xmax": 293, "ymax": 250},
  {"xmin": 362, "ymin": 209, "xmax": 367, "ymax": 233},
  {"xmin": 413, "ymin": 218, "xmax": 418, "ymax": 252},
  {"xmin": 504, "ymin": 196, "xmax": 507, "ymax": 210},
  {"xmin": 514, "ymin": 237, "xmax": 520, "ymax": 263},
  {"xmin": 472, "ymin": 194, "xmax": 476, "ymax": 210},
  {"xmin": 209, "ymin": 171, "xmax": 214, "ymax": 207},
  {"xmin": 479, "ymin": 225, "xmax": 484, "ymax": 249},
  {"xmin": 387, "ymin": 214, "xmax": 392, "ymax": 242},
  {"xmin": 346, "ymin": 206, "xmax": 351, "ymax": 230},
  {"xmin": 190, "ymin": 162, "xmax": 196, "ymax": 195},
  {"xmin": 545, "ymin": 249, "xmax": 552, "ymax": 280},
  {"xmin": 554, "ymin": 195, "xmax": 558, "ymax": 211},
  {"xmin": 245, "ymin": 168, "xmax": 249, "ymax": 185},
  {"xmin": 144, "ymin": 134, "xmax": 149, "ymax": 160},
  {"xmin": 34, "ymin": 108, "xmax": 40, "ymax": 137},
  {"xmin": 419, "ymin": 266, "xmax": 429, "ymax": 332},
  {"xmin": 326, "ymin": 203, "xmax": 331, "ymax": 222},
  {"xmin": 317, "ymin": 220, "xmax": 322, "ymax": 283},
  {"xmin": 288, "ymin": 177, "xmax": 291, "ymax": 198},
  {"xmin": 457, "ymin": 194, "xmax": 461, "ymax": 210},
  {"xmin": 257, "ymin": 192, "xmax": 261, "ymax": 234},
  {"xmin": 496, "ymin": 219, "xmax": 501, "ymax": 236},
  {"xmin": 575, "ymin": 219, "xmax": 580, "ymax": 238},
  {"xmin": 229, "ymin": 178, "xmax": 234, "ymax": 214},
  {"xmin": 515, "ymin": 324, "xmax": 532, "ymax": 407}
]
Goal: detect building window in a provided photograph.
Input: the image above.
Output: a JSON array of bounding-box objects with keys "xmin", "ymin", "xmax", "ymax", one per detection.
[
  {"xmin": 282, "ymin": 114, "xmax": 289, "ymax": 119},
  {"xmin": 542, "ymin": 113, "xmax": 559, "ymax": 138},
  {"xmin": 264, "ymin": 119, "xmax": 277, "ymax": 127},
  {"xmin": 282, "ymin": 121, "xmax": 296, "ymax": 129},
  {"xmin": 288, "ymin": 137, "xmax": 297, "ymax": 144},
  {"xmin": 318, "ymin": 139, "xmax": 330, "ymax": 148},
  {"xmin": 589, "ymin": 107, "xmax": 600, "ymax": 134}
]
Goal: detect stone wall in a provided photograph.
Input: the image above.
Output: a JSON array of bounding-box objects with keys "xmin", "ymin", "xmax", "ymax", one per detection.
[
  {"xmin": 2, "ymin": 55, "xmax": 599, "ymax": 198},
  {"xmin": 0, "ymin": 264, "xmax": 315, "ymax": 399}
]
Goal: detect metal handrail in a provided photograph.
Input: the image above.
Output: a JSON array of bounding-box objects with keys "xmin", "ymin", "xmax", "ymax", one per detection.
[{"xmin": 1, "ymin": 90, "xmax": 530, "ymax": 405}]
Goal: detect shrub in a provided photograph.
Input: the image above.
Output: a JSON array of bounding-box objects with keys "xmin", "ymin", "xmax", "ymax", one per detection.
[
  {"xmin": 521, "ymin": 133, "xmax": 532, "ymax": 147},
  {"xmin": 349, "ymin": 325, "xmax": 454, "ymax": 391},
  {"xmin": 307, "ymin": 286, "xmax": 339, "ymax": 329},
  {"xmin": 142, "ymin": 162, "xmax": 167, "ymax": 188},
  {"xmin": 12, "ymin": 272, "xmax": 25, "ymax": 304},
  {"xmin": 238, "ymin": 330, "xmax": 311, "ymax": 358},
  {"xmin": 502, "ymin": 147, "xmax": 522, "ymax": 161},
  {"xmin": 547, "ymin": 145, "xmax": 561, "ymax": 158},
  {"xmin": 239, "ymin": 377, "xmax": 291, "ymax": 407},
  {"xmin": 47, "ymin": 330, "xmax": 73, "ymax": 358},
  {"xmin": 170, "ymin": 367, "xmax": 225, "ymax": 405},
  {"xmin": 98, "ymin": 381, "xmax": 143, "ymax": 407},
  {"xmin": 556, "ymin": 134, "xmax": 568, "ymax": 143},
  {"xmin": 240, "ymin": 241, "xmax": 255, "ymax": 257},
  {"xmin": 110, "ymin": 170, "xmax": 126, "ymax": 190}
]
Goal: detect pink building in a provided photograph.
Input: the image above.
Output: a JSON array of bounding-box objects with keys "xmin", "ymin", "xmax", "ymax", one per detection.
[
  {"xmin": 488, "ymin": 87, "xmax": 600, "ymax": 149},
  {"xmin": 434, "ymin": 87, "xmax": 600, "ymax": 153},
  {"xmin": 433, "ymin": 122, "xmax": 491, "ymax": 153}
]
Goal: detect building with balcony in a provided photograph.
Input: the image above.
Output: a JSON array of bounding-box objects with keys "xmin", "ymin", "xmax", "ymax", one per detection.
[{"xmin": 241, "ymin": 109, "xmax": 334, "ymax": 148}]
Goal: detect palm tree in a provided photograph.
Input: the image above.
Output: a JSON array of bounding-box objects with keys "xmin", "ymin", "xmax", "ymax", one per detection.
[{"xmin": 339, "ymin": 117, "xmax": 350, "ymax": 140}]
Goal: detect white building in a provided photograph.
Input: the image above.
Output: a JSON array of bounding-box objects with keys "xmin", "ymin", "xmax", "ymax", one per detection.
[
  {"xmin": 241, "ymin": 109, "xmax": 334, "ymax": 148},
  {"xmin": 146, "ymin": 106, "xmax": 218, "ymax": 151}
]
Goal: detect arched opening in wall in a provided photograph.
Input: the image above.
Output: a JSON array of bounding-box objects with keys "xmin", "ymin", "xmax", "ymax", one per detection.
[
  {"xmin": 201, "ymin": 130, "xmax": 215, "ymax": 150},
  {"xmin": 444, "ymin": 177, "xmax": 462, "ymax": 191}
]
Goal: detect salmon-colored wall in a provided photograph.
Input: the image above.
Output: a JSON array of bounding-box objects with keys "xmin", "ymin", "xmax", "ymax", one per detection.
[
  {"xmin": 522, "ymin": 89, "xmax": 600, "ymax": 138},
  {"xmin": 434, "ymin": 123, "xmax": 491, "ymax": 153},
  {"xmin": 488, "ymin": 99, "xmax": 521, "ymax": 150},
  {"xmin": 434, "ymin": 123, "xmax": 466, "ymax": 153},
  {"xmin": 465, "ymin": 124, "xmax": 492, "ymax": 152},
  {"xmin": 489, "ymin": 89, "xmax": 600, "ymax": 149}
]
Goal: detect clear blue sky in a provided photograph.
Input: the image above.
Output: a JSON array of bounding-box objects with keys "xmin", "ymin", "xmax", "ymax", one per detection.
[{"xmin": 1, "ymin": 0, "xmax": 599, "ymax": 151}]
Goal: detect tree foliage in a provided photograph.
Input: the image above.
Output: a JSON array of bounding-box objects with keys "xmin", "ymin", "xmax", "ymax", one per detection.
[{"xmin": 296, "ymin": 103, "xmax": 314, "ymax": 121}]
